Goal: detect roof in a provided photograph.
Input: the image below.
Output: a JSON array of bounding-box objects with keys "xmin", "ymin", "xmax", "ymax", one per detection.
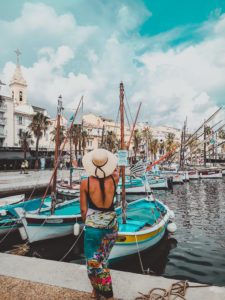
[{"xmin": 15, "ymin": 104, "xmax": 34, "ymax": 115}]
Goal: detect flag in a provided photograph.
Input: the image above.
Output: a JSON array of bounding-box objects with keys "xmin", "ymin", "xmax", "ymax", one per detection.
[
  {"xmin": 209, "ymin": 138, "xmax": 215, "ymax": 145},
  {"xmin": 130, "ymin": 160, "xmax": 146, "ymax": 177},
  {"xmin": 69, "ymin": 98, "xmax": 83, "ymax": 125}
]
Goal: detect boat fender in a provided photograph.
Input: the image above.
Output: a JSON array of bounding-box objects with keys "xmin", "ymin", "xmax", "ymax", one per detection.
[
  {"xmin": 19, "ymin": 227, "xmax": 28, "ymax": 240},
  {"xmin": 167, "ymin": 222, "xmax": 177, "ymax": 233},
  {"xmin": 74, "ymin": 222, "xmax": 80, "ymax": 236},
  {"xmin": 0, "ymin": 210, "xmax": 7, "ymax": 216},
  {"xmin": 169, "ymin": 210, "xmax": 175, "ymax": 219}
]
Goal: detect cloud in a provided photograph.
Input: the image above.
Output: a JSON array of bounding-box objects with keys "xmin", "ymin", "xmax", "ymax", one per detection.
[{"xmin": 1, "ymin": 2, "xmax": 225, "ymax": 131}]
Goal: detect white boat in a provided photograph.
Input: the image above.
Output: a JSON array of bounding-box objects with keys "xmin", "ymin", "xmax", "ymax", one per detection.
[
  {"xmin": 198, "ymin": 169, "xmax": 222, "ymax": 179},
  {"xmin": 0, "ymin": 194, "xmax": 25, "ymax": 208},
  {"xmin": 109, "ymin": 196, "xmax": 173, "ymax": 261},
  {"xmin": 188, "ymin": 170, "xmax": 199, "ymax": 180},
  {"xmin": 148, "ymin": 177, "xmax": 169, "ymax": 189},
  {"xmin": 15, "ymin": 199, "xmax": 82, "ymax": 243}
]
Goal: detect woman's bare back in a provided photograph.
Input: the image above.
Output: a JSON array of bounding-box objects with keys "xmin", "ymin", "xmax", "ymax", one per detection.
[{"xmin": 88, "ymin": 175, "xmax": 118, "ymax": 209}]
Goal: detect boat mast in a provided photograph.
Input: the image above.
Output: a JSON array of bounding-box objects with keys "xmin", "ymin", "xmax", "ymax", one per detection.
[
  {"xmin": 120, "ymin": 82, "xmax": 126, "ymax": 224},
  {"xmin": 52, "ymin": 95, "xmax": 63, "ymax": 193},
  {"xmin": 204, "ymin": 124, "xmax": 206, "ymax": 167}
]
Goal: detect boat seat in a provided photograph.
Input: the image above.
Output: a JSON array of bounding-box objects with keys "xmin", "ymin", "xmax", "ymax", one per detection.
[{"xmin": 118, "ymin": 219, "xmax": 146, "ymax": 232}]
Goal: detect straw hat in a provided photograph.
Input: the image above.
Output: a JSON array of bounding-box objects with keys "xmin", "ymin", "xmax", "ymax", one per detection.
[{"xmin": 82, "ymin": 148, "xmax": 118, "ymax": 178}]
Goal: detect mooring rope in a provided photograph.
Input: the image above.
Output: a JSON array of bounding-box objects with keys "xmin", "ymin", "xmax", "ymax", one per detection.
[
  {"xmin": 135, "ymin": 280, "xmax": 212, "ymax": 300},
  {"xmin": 59, "ymin": 225, "xmax": 85, "ymax": 262},
  {"xmin": 0, "ymin": 220, "xmax": 20, "ymax": 245}
]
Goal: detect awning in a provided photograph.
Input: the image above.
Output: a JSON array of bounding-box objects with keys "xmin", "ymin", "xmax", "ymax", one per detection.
[{"xmin": 0, "ymin": 151, "xmax": 25, "ymax": 159}]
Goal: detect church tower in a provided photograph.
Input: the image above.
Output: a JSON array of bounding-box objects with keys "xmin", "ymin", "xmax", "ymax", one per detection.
[{"xmin": 9, "ymin": 49, "xmax": 27, "ymax": 106}]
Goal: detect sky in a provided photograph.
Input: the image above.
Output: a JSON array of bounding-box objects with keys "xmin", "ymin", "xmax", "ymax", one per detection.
[{"xmin": 0, "ymin": 0, "xmax": 225, "ymax": 130}]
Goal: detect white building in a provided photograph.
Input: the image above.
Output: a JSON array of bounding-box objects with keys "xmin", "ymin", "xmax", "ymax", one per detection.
[{"xmin": 0, "ymin": 51, "xmax": 61, "ymax": 153}]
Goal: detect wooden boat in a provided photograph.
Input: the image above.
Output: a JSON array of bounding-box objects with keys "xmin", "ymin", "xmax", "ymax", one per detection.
[
  {"xmin": 15, "ymin": 199, "xmax": 82, "ymax": 243},
  {"xmin": 198, "ymin": 169, "xmax": 222, "ymax": 179},
  {"xmin": 0, "ymin": 196, "xmax": 52, "ymax": 235},
  {"xmin": 109, "ymin": 82, "xmax": 176, "ymax": 261},
  {"xmin": 0, "ymin": 194, "xmax": 25, "ymax": 208},
  {"xmin": 109, "ymin": 196, "xmax": 172, "ymax": 261},
  {"xmin": 188, "ymin": 170, "xmax": 199, "ymax": 180},
  {"xmin": 13, "ymin": 96, "xmax": 84, "ymax": 243}
]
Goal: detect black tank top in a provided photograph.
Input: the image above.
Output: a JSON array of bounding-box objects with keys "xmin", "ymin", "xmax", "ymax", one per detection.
[{"xmin": 87, "ymin": 175, "xmax": 116, "ymax": 212}]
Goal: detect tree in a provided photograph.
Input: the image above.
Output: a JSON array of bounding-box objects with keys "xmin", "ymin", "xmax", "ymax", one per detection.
[
  {"xmin": 219, "ymin": 129, "xmax": 225, "ymax": 140},
  {"xmin": 165, "ymin": 133, "xmax": 176, "ymax": 152},
  {"xmin": 103, "ymin": 130, "xmax": 118, "ymax": 152},
  {"xmin": 149, "ymin": 138, "xmax": 159, "ymax": 162},
  {"xmin": 141, "ymin": 127, "xmax": 152, "ymax": 159},
  {"xmin": 50, "ymin": 126, "xmax": 65, "ymax": 149},
  {"xmin": 29, "ymin": 112, "xmax": 50, "ymax": 169},
  {"xmin": 81, "ymin": 130, "xmax": 89, "ymax": 155},
  {"xmin": 71, "ymin": 124, "xmax": 82, "ymax": 159},
  {"xmin": 133, "ymin": 129, "xmax": 142, "ymax": 162},
  {"xmin": 19, "ymin": 131, "xmax": 34, "ymax": 159}
]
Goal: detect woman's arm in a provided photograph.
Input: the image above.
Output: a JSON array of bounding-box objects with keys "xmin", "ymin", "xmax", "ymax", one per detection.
[{"xmin": 80, "ymin": 179, "xmax": 88, "ymax": 221}]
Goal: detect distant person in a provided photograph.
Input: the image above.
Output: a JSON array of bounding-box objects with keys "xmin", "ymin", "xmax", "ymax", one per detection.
[
  {"xmin": 24, "ymin": 160, "xmax": 29, "ymax": 174},
  {"xmin": 80, "ymin": 149, "xmax": 120, "ymax": 300},
  {"xmin": 20, "ymin": 161, "xmax": 25, "ymax": 174}
]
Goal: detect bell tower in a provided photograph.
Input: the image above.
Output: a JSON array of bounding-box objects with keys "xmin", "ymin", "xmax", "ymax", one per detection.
[{"xmin": 9, "ymin": 49, "xmax": 27, "ymax": 106}]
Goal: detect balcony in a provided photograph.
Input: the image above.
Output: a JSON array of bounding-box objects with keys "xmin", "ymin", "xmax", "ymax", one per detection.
[
  {"xmin": 0, "ymin": 117, "xmax": 6, "ymax": 125},
  {"xmin": 0, "ymin": 132, "xmax": 6, "ymax": 138},
  {"xmin": 0, "ymin": 103, "xmax": 7, "ymax": 111}
]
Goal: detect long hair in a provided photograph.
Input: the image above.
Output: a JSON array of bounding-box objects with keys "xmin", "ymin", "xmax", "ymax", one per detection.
[{"xmin": 98, "ymin": 178, "xmax": 105, "ymax": 202}]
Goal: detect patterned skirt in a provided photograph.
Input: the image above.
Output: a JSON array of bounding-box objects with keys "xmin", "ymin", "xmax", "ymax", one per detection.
[{"xmin": 84, "ymin": 210, "xmax": 118, "ymax": 299}]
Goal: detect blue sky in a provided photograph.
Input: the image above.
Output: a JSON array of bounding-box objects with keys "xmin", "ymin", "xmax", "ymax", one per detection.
[{"xmin": 0, "ymin": 0, "xmax": 225, "ymax": 128}]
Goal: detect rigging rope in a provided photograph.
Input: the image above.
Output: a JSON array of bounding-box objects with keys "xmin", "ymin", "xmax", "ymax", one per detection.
[{"xmin": 135, "ymin": 280, "xmax": 212, "ymax": 300}]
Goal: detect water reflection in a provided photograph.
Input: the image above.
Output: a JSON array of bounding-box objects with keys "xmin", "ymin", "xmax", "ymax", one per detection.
[
  {"xmin": 1, "ymin": 178, "xmax": 225, "ymax": 286},
  {"xmin": 110, "ymin": 233, "xmax": 177, "ymax": 276}
]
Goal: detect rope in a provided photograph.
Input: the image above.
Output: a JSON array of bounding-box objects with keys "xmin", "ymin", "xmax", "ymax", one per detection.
[
  {"xmin": 135, "ymin": 234, "xmax": 145, "ymax": 274},
  {"xmin": 59, "ymin": 225, "xmax": 85, "ymax": 261},
  {"xmin": 135, "ymin": 280, "xmax": 212, "ymax": 300},
  {"xmin": 0, "ymin": 220, "xmax": 19, "ymax": 245}
]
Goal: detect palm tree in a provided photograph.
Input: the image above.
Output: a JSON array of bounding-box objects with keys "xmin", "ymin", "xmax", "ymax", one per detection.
[
  {"xmin": 19, "ymin": 131, "xmax": 34, "ymax": 159},
  {"xmin": 142, "ymin": 127, "xmax": 152, "ymax": 159},
  {"xmin": 81, "ymin": 130, "xmax": 89, "ymax": 155},
  {"xmin": 149, "ymin": 138, "xmax": 159, "ymax": 162},
  {"xmin": 50, "ymin": 126, "xmax": 65, "ymax": 149},
  {"xmin": 133, "ymin": 129, "xmax": 142, "ymax": 162},
  {"xmin": 103, "ymin": 130, "xmax": 118, "ymax": 152},
  {"xmin": 71, "ymin": 124, "xmax": 82, "ymax": 159},
  {"xmin": 219, "ymin": 129, "xmax": 225, "ymax": 140},
  {"xmin": 165, "ymin": 133, "xmax": 175, "ymax": 152},
  {"xmin": 29, "ymin": 112, "xmax": 50, "ymax": 169}
]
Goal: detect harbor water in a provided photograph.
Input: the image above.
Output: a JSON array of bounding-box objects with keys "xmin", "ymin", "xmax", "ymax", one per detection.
[{"xmin": 1, "ymin": 177, "xmax": 225, "ymax": 287}]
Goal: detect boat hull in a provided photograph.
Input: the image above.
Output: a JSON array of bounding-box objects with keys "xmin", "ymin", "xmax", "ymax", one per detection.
[
  {"xmin": 15, "ymin": 209, "xmax": 83, "ymax": 243},
  {"xmin": 199, "ymin": 170, "xmax": 222, "ymax": 179},
  {"xmin": 109, "ymin": 224, "xmax": 167, "ymax": 261},
  {"xmin": 188, "ymin": 171, "xmax": 199, "ymax": 180}
]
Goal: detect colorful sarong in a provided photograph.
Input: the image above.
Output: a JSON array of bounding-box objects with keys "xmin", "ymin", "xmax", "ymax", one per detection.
[{"xmin": 84, "ymin": 210, "xmax": 118, "ymax": 299}]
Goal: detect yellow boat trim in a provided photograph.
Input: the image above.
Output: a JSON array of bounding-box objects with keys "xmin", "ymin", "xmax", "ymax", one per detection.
[{"xmin": 116, "ymin": 224, "xmax": 166, "ymax": 244}]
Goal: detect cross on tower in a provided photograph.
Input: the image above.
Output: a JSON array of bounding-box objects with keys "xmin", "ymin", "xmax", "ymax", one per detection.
[{"xmin": 14, "ymin": 49, "xmax": 21, "ymax": 65}]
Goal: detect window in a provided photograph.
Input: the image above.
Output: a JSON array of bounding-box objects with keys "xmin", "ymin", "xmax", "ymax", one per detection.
[
  {"xmin": 12, "ymin": 91, "xmax": 14, "ymax": 99},
  {"xmin": 18, "ymin": 129, "xmax": 23, "ymax": 137},
  {"xmin": 19, "ymin": 91, "xmax": 23, "ymax": 102},
  {"xmin": 18, "ymin": 116, "xmax": 23, "ymax": 125},
  {"xmin": 88, "ymin": 140, "xmax": 92, "ymax": 147},
  {"xmin": 0, "ymin": 125, "xmax": 4, "ymax": 135}
]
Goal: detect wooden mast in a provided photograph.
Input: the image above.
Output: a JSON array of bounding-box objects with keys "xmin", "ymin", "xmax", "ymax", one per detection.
[
  {"xmin": 38, "ymin": 96, "xmax": 83, "ymax": 214},
  {"xmin": 52, "ymin": 95, "xmax": 63, "ymax": 193},
  {"xmin": 120, "ymin": 82, "xmax": 126, "ymax": 224}
]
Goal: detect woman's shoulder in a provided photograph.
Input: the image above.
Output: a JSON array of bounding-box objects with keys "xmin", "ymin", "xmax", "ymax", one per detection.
[{"xmin": 80, "ymin": 177, "xmax": 88, "ymax": 190}]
